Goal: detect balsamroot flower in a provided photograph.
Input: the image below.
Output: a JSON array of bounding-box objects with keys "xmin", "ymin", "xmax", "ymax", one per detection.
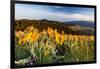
[
  {"xmin": 55, "ymin": 31, "xmax": 61, "ymax": 45},
  {"xmin": 26, "ymin": 29, "xmax": 39, "ymax": 42},
  {"xmin": 47, "ymin": 27, "xmax": 55, "ymax": 38}
]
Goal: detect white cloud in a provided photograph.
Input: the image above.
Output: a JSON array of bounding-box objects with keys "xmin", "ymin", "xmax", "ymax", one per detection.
[
  {"xmin": 71, "ymin": 14, "xmax": 94, "ymax": 21},
  {"xmin": 48, "ymin": 12, "xmax": 94, "ymax": 22}
]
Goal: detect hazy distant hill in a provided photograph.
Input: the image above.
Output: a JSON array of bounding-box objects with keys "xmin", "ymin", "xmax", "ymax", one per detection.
[{"xmin": 65, "ymin": 21, "xmax": 94, "ymax": 28}]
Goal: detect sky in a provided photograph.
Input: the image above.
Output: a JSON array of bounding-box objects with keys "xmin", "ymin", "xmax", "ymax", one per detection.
[{"xmin": 15, "ymin": 3, "xmax": 95, "ymax": 22}]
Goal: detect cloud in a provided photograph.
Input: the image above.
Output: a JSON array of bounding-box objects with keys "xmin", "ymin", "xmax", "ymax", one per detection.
[
  {"xmin": 48, "ymin": 12, "xmax": 94, "ymax": 22},
  {"xmin": 15, "ymin": 4, "xmax": 94, "ymax": 22},
  {"xmin": 71, "ymin": 14, "xmax": 94, "ymax": 22}
]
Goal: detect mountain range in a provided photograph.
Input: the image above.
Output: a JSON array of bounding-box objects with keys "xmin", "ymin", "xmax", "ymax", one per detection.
[
  {"xmin": 65, "ymin": 21, "xmax": 94, "ymax": 28},
  {"xmin": 38, "ymin": 19, "xmax": 94, "ymax": 27}
]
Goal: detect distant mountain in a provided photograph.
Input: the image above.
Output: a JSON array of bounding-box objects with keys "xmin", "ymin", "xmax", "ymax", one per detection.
[
  {"xmin": 65, "ymin": 21, "xmax": 94, "ymax": 28},
  {"xmin": 39, "ymin": 19, "xmax": 94, "ymax": 28}
]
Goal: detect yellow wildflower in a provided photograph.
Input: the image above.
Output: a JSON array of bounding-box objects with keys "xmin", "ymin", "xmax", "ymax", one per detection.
[
  {"xmin": 30, "ymin": 29, "xmax": 39, "ymax": 42},
  {"xmin": 55, "ymin": 32, "xmax": 61, "ymax": 45},
  {"xmin": 61, "ymin": 34, "xmax": 67, "ymax": 45},
  {"xmin": 47, "ymin": 27, "xmax": 54, "ymax": 38}
]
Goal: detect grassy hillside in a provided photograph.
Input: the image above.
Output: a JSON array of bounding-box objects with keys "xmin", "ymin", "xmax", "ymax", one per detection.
[{"xmin": 15, "ymin": 19, "xmax": 94, "ymax": 35}]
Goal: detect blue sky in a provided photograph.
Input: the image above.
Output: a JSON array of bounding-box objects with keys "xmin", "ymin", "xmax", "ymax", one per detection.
[{"xmin": 15, "ymin": 3, "xmax": 94, "ymax": 22}]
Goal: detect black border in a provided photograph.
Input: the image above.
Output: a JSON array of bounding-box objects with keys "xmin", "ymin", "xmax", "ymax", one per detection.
[{"xmin": 10, "ymin": 0, "xmax": 97, "ymax": 68}]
